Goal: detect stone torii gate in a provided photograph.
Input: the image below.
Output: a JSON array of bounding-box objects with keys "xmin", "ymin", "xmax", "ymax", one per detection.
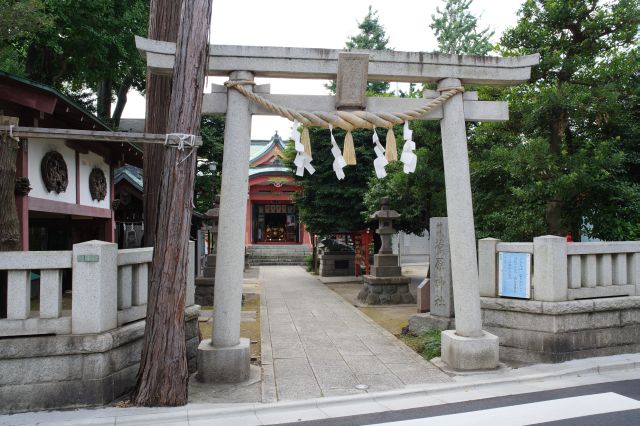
[{"xmin": 136, "ymin": 36, "xmax": 539, "ymax": 380}]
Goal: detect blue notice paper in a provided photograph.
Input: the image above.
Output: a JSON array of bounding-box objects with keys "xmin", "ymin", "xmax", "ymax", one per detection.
[{"xmin": 498, "ymin": 252, "xmax": 531, "ymax": 299}]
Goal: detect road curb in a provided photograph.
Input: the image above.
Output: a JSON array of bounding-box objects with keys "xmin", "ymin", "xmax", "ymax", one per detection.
[{"xmin": 180, "ymin": 353, "xmax": 640, "ymax": 423}]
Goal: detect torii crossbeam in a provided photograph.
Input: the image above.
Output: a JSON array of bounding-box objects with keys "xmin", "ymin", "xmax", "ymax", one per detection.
[{"xmin": 136, "ymin": 36, "xmax": 539, "ymax": 378}]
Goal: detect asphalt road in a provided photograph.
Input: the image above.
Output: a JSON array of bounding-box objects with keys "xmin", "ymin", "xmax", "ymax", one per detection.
[{"xmin": 271, "ymin": 379, "xmax": 640, "ymax": 426}]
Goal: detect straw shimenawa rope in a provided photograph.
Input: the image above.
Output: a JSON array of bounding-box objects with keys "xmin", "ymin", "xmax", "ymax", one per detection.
[{"xmin": 224, "ymin": 80, "xmax": 464, "ymax": 132}]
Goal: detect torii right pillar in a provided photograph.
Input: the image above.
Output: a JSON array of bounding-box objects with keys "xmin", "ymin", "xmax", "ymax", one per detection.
[{"xmin": 438, "ymin": 78, "xmax": 499, "ymax": 370}]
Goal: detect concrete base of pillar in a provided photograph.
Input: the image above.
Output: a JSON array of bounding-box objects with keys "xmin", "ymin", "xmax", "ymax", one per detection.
[
  {"xmin": 197, "ymin": 337, "xmax": 250, "ymax": 383},
  {"xmin": 441, "ymin": 329, "xmax": 499, "ymax": 371}
]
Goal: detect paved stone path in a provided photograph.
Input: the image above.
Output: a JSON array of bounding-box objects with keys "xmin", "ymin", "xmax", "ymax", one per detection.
[{"xmin": 260, "ymin": 266, "xmax": 452, "ymax": 402}]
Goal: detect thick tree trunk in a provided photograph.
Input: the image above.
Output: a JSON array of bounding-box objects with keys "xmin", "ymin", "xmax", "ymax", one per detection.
[
  {"xmin": 133, "ymin": 0, "xmax": 212, "ymax": 406},
  {"xmin": 97, "ymin": 79, "xmax": 113, "ymax": 123},
  {"xmin": 111, "ymin": 78, "xmax": 132, "ymax": 128},
  {"xmin": 0, "ymin": 116, "xmax": 21, "ymax": 251},
  {"xmin": 143, "ymin": 0, "xmax": 184, "ymax": 247},
  {"xmin": 0, "ymin": 116, "xmax": 20, "ymax": 319},
  {"xmin": 545, "ymin": 106, "xmax": 567, "ymax": 236}
]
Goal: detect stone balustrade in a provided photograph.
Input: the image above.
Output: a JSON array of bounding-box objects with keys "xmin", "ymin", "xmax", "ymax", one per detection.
[
  {"xmin": 479, "ymin": 236, "xmax": 640, "ymax": 302},
  {"xmin": 0, "ymin": 240, "xmax": 195, "ymax": 337},
  {"xmin": 0, "ymin": 250, "xmax": 72, "ymax": 336}
]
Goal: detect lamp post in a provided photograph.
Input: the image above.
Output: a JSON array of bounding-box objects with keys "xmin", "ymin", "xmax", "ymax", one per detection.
[{"xmin": 208, "ymin": 160, "xmax": 218, "ymax": 208}]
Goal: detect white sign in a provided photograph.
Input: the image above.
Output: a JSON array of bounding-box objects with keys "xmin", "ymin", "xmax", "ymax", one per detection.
[{"xmin": 498, "ymin": 252, "xmax": 531, "ymax": 299}]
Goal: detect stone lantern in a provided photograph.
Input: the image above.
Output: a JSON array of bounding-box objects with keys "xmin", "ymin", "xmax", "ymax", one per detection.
[
  {"xmin": 196, "ymin": 194, "xmax": 221, "ymax": 306},
  {"xmin": 357, "ymin": 197, "xmax": 414, "ymax": 305}
]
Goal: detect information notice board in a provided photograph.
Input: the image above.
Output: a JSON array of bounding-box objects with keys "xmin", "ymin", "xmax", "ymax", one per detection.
[{"xmin": 498, "ymin": 252, "xmax": 531, "ymax": 299}]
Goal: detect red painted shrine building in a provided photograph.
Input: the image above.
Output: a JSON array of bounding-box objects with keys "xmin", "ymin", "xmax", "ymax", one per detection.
[{"xmin": 246, "ymin": 133, "xmax": 311, "ymax": 247}]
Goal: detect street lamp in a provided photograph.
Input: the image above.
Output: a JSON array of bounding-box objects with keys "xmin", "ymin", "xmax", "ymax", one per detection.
[{"xmin": 208, "ymin": 160, "xmax": 218, "ymax": 207}]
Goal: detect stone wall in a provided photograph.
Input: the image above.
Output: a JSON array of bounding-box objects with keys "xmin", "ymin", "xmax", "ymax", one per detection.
[
  {"xmin": 0, "ymin": 305, "xmax": 199, "ymax": 414},
  {"xmin": 481, "ymin": 296, "xmax": 640, "ymax": 363}
]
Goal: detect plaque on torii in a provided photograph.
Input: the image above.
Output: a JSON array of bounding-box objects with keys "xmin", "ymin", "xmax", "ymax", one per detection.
[{"xmin": 135, "ymin": 36, "xmax": 539, "ymax": 373}]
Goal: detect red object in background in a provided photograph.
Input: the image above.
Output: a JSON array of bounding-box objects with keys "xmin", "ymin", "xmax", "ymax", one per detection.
[
  {"xmin": 566, "ymin": 231, "xmax": 573, "ymax": 242},
  {"xmin": 353, "ymin": 229, "xmax": 373, "ymax": 276}
]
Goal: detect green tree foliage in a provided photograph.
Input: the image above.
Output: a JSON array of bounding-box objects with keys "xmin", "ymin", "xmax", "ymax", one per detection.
[
  {"xmin": 0, "ymin": 0, "xmax": 148, "ymax": 126},
  {"xmin": 430, "ymin": 0, "xmax": 494, "ymax": 55},
  {"xmin": 472, "ymin": 0, "xmax": 640, "ymax": 241},
  {"xmin": 0, "ymin": 0, "xmax": 53, "ymax": 75},
  {"xmin": 362, "ymin": 123, "xmax": 446, "ymax": 235},
  {"xmin": 295, "ymin": 6, "xmax": 393, "ymax": 236},
  {"xmin": 286, "ymin": 127, "xmax": 376, "ymax": 235},
  {"xmin": 361, "ymin": 0, "xmax": 494, "ymax": 234},
  {"xmin": 327, "ymin": 6, "xmax": 391, "ymax": 95},
  {"xmin": 193, "ymin": 115, "xmax": 225, "ymax": 213}
]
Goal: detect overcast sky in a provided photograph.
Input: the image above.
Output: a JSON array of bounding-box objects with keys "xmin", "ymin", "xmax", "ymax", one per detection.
[{"xmin": 121, "ymin": 0, "xmax": 524, "ymax": 139}]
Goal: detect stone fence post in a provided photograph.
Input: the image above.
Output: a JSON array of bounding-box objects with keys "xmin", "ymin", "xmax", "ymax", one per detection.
[
  {"xmin": 478, "ymin": 238, "xmax": 500, "ymax": 297},
  {"xmin": 71, "ymin": 241, "xmax": 118, "ymax": 334},
  {"xmin": 533, "ymin": 236, "xmax": 568, "ymax": 301}
]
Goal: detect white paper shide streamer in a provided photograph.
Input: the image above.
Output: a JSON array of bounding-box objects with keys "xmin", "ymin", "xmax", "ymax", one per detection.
[
  {"xmin": 400, "ymin": 121, "xmax": 417, "ymax": 174},
  {"xmin": 291, "ymin": 120, "xmax": 315, "ymax": 177},
  {"xmin": 372, "ymin": 129, "xmax": 388, "ymax": 178},
  {"xmin": 329, "ymin": 125, "xmax": 347, "ymax": 180}
]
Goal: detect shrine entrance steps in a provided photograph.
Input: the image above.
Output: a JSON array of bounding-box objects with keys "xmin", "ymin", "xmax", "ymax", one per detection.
[
  {"xmin": 247, "ymin": 244, "xmax": 310, "ymax": 266},
  {"xmin": 259, "ymin": 265, "xmax": 451, "ymax": 402}
]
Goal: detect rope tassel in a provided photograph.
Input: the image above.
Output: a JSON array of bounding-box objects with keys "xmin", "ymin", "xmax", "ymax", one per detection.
[
  {"xmin": 385, "ymin": 127, "xmax": 397, "ymax": 162},
  {"xmin": 301, "ymin": 127, "xmax": 312, "ymax": 159},
  {"xmin": 342, "ymin": 130, "xmax": 356, "ymax": 165}
]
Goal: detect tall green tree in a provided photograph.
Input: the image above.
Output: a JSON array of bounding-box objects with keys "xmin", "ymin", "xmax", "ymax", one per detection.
[
  {"xmin": 362, "ymin": 0, "xmax": 494, "ymax": 233},
  {"xmin": 293, "ymin": 6, "xmax": 393, "ymax": 237},
  {"xmin": 362, "ymin": 123, "xmax": 446, "ymax": 235},
  {"xmin": 327, "ymin": 6, "xmax": 391, "ymax": 95},
  {"xmin": 430, "ymin": 0, "xmax": 494, "ymax": 55},
  {"xmin": 287, "ymin": 128, "xmax": 376, "ymax": 235},
  {"xmin": 0, "ymin": 0, "xmax": 148, "ymax": 127},
  {"xmin": 472, "ymin": 0, "xmax": 640, "ymax": 240}
]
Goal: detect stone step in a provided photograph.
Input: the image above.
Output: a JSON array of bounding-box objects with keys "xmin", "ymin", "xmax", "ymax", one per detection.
[
  {"xmin": 248, "ymin": 257, "xmax": 307, "ymax": 266},
  {"xmin": 246, "ymin": 245, "xmax": 310, "ymax": 254},
  {"xmin": 246, "ymin": 244, "xmax": 310, "ymax": 266}
]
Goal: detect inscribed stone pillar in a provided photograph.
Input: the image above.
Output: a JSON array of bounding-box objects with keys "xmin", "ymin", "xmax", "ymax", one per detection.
[
  {"xmin": 429, "ymin": 217, "xmax": 454, "ymax": 317},
  {"xmin": 197, "ymin": 71, "xmax": 251, "ymax": 383}
]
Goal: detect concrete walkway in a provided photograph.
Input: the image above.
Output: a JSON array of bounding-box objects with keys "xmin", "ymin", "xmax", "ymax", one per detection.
[{"xmin": 259, "ymin": 266, "xmax": 451, "ymax": 402}]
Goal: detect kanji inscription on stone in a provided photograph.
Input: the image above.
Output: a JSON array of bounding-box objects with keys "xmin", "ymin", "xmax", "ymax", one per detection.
[
  {"xmin": 429, "ymin": 217, "xmax": 454, "ymax": 317},
  {"xmin": 335, "ymin": 52, "xmax": 369, "ymax": 110}
]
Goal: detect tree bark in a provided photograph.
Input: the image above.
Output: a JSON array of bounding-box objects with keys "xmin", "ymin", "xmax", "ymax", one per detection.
[
  {"xmin": 97, "ymin": 79, "xmax": 113, "ymax": 123},
  {"xmin": 133, "ymin": 0, "xmax": 212, "ymax": 406},
  {"xmin": 545, "ymin": 109, "xmax": 567, "ymax": 236},
  {"xmin": 111, "ymin": 77, "xmax": 132, "ymax": 128},
  {"xmin": 0, "ymin": 116, "xmax": 20, "ymax": 319},
  {"xmin": 0, "ymin": 116, "xmax": 21, "ymax": 252},
  {"xmin": 143, "ymin": 0, "xmax": 184, "ymax": 247}
]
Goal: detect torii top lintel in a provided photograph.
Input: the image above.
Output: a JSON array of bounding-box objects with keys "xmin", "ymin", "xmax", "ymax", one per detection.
[{"xmin": 135, "ymin": 36, "xmax": 539, "ymax": 87}]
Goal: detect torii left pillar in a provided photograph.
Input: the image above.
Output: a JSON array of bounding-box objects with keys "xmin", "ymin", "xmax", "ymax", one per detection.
[{"xmin": 197, "ymin": 71, "xmax": 253, "ymax": 382}]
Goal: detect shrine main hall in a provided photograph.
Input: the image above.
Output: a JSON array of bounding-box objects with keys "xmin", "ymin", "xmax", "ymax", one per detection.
[{"xmin": 246, "ymin": 132, "xmax": 311, "ymax": 248}]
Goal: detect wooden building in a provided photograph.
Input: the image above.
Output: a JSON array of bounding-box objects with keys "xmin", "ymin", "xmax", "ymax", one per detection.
[{"xmin": 0, "ymin": 71, "xmax": 141, "ymax": 251}]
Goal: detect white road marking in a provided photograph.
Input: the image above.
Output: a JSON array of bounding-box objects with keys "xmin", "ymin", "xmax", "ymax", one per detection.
[{"xmin": 370, "ymin": 392, "xmax": 640, "ymax": 426}]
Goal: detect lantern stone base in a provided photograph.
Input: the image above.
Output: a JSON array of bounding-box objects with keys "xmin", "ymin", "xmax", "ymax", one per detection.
[{"xmin": 358, "ymin": 275, "xmax": 414, "ymax": 305}]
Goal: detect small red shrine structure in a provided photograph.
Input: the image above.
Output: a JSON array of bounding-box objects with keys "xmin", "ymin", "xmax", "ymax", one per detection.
[{"xmin": 246, "ymin": 132, "xmax": 311, "ymax": 247}]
